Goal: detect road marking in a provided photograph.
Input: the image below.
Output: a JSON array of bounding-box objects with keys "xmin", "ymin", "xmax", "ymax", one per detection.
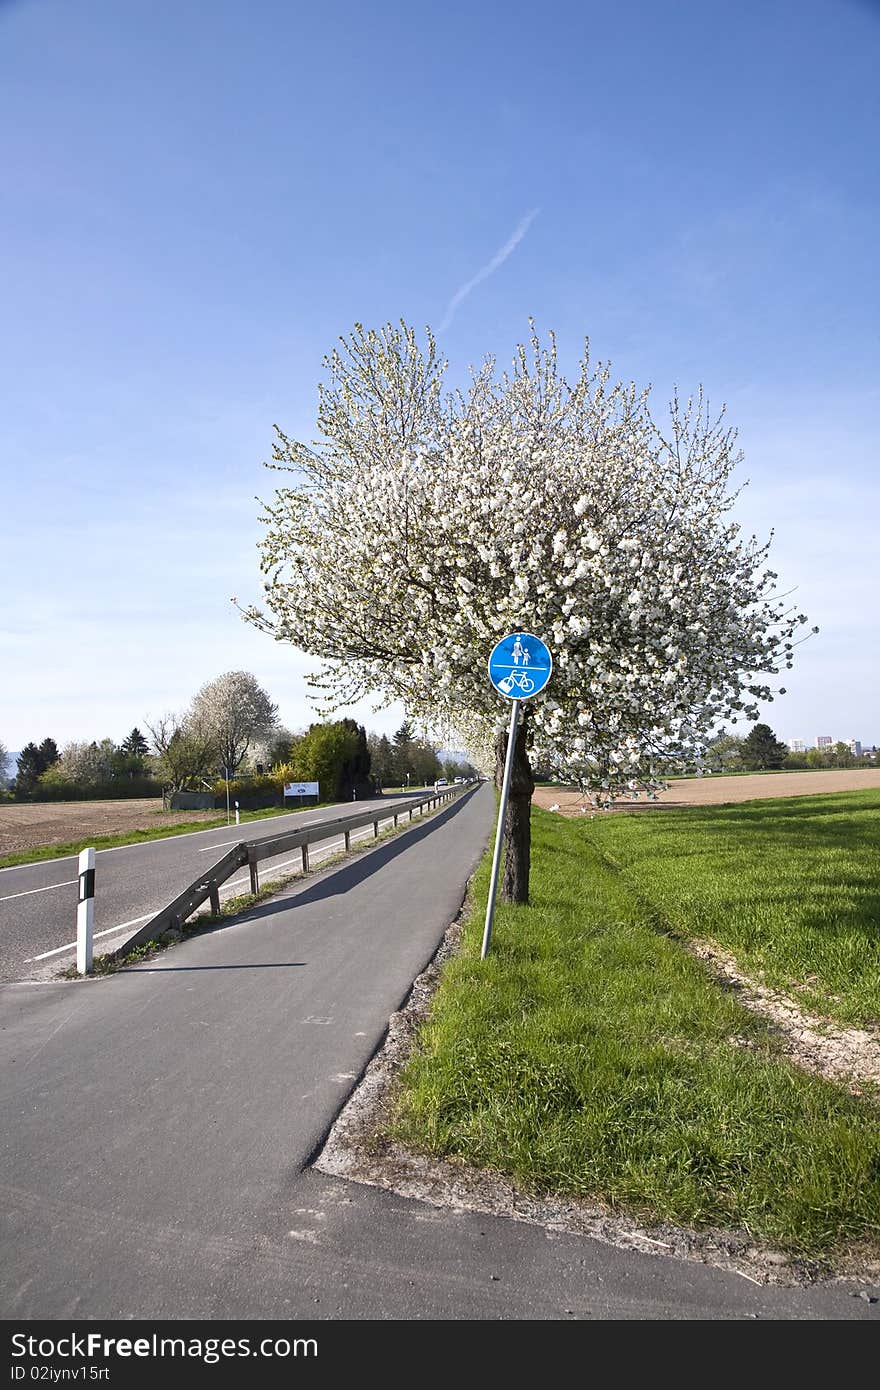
[
  {"xmin": 0, "ymin": 878, "xmax": 77, "ymax": 903},
  {"xmin": 24, "ymin": 823, "xmax": 377, "ymax": 963},
  {"xmin": 28, "ymin": 914, "xmax": 155, "ymax": 961},
  {"xmin": 196, "ymin": 818, "xmax": 333, "ymax": 853},
  {"xmin": 216, "ymin": 833, "xmax": 360, "ymax": 892}
]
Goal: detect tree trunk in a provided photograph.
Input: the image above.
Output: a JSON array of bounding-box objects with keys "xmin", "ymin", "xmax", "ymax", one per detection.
[{"xmin": 494, "ymin": 707, "xmax": 535, "ymax": 904}]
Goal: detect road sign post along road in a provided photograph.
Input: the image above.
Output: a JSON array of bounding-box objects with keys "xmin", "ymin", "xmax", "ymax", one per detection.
[
  {"xmin": 76, "ymin": 846, "xmax": 95, "ymax": 975},
  {"xmin": 482, "ymin": 632, "xmax": 553, "ymax": 959}
]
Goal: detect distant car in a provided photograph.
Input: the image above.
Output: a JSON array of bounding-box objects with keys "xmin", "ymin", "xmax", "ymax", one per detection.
[
  {"xmin": 435, "ymin": 778, "xmax": 448, "ymax": 788},
  {"xmin": 453, "ymin": 776, "xmax": 464, "ymax": 784}
]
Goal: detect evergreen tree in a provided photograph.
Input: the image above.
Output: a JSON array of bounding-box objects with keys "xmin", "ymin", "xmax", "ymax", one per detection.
[
  {"xmin": 14, "ymin": 739, "xmax": 59, "ymax": 797},
  {"xmin": 336, "ymin": 719, "xmax": 371, "ymax": 799},
  {"xmin": 121, "ymin": 728, "xmax": 149, "ymax": 759},
  {"xmin": 115, "ymin": 728, "xmax": 149, "ymax": 778},
  {"xmin": 392, "ymin": 719, "xmax": 417, "ymax": 786},
  {"xmin": 740, "ymin": 723, "xmax": 788, "ymax": 771},
  {"xmin": 408, "ymin": 737, "xmax": 441, "ymax": 787},
  {"xmin": 38, "ymin": 738, "xmax": 60, "ymax": 769},
  {"xmin": 393, "ymin": 720, "xmax": 415, "ymax": 755}
]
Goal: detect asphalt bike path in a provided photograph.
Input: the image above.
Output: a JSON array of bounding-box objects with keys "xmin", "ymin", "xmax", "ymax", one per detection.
[{"xmin": 1, "ymin": 783, "xmax": 876, "ymax": 1320}]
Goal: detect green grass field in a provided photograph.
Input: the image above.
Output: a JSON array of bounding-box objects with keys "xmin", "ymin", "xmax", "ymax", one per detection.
[
  {"xmin": 587, "ymin": 789, "xmax": 880, "ymax": 1028},
  {"xmin": 389, "ymin": 797, "xmax": 880, "ymax": 1261}
]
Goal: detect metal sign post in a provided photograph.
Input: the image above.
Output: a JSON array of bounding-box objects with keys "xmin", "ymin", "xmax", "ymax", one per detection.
[
  {"xmin": 481, "ymin": 699, "xmax": 521, "ymax": 960},
  {"xmin": 481, "ymin": 631, "xmax": 553, "ymax": 959}
]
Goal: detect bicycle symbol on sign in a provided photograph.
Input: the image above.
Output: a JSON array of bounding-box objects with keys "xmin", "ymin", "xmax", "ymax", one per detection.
[{"xmin": 497, "ymin": 671, "xmax": 535, "ymax": 695}]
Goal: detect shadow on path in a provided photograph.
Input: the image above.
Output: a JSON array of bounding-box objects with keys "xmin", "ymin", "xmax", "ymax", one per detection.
[{"xmin": 223, "ymin": 788, "xmax": 481, "ymax": 930}]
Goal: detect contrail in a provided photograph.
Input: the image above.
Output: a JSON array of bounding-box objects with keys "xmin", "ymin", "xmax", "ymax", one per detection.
[{"xmin": 439, "ymin": 208, "xmax": 539, "ymax": 331}]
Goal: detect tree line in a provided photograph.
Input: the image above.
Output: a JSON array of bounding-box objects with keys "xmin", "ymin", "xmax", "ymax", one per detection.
[
  {"xmin": 367, "ymin": 719, "xmax": 476, "ymax": 790},
  {"xmin": 705, "ymin": 724, "xmax": 877, "ymax": 772},
  {"xmin": 0, "ymin": 671, "xmax": 474, "ymax": 805}
]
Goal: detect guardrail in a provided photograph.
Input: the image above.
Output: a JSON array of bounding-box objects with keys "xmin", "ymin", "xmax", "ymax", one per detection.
[{"xmin": 106, "ymin": 781, "xmax": 478, "ymax": 963}]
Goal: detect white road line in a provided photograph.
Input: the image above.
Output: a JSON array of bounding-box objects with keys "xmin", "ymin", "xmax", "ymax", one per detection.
[
  {"xmin": 216, "ymin": 833, "xmax": 361, "ymax": 892},
  {"xmin": 196, "ymin": 819, "xmax": 340, "ymax": 853},
  {"xmin": 0, "ymin": 878, "xmax": 77, "ymax": 903},
  {"xmin": 219, "ymin": 846, "xmax": 332, "ymax": 894},
  {"xmin": 24, "ymin": 823, "xmax": 380, "ymax": 964},
  {"xmin": 29, "ymin": 914, "xmax": 155, "ymax": 961}
]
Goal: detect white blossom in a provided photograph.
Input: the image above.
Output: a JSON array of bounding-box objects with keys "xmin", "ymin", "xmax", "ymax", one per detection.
[{"xmin": 241, "ymin": 322, "xmax": 808, "ymax": 803}]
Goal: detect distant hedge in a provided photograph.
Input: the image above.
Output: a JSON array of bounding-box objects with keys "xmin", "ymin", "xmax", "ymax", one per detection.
[
  {"xmin": 17, "ymin": 778, "xmax": 164, "ymax": 802},
  {"xmin": 207, "ymin": 773, "xmax": 285, "ymax": 810}
]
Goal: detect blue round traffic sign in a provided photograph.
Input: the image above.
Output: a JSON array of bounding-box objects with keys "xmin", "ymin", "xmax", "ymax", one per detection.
[{"xmin": 487, "ymin": 632, "xmax": 553, "ymax": 700}]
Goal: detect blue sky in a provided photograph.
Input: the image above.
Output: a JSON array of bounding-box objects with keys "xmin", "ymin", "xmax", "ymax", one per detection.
[{"xmin": 1, "ymin": 0, "xmax": 877, "ymax": 756}]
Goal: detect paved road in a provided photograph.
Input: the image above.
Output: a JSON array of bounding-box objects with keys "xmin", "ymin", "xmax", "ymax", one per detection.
[
  {"xmin": 1, "ymin": 782, "xmax": 876, "ymax": 1321},
  {"xmin": 0, "ymin": 793, "xmax": 425, "ymax": 984}
]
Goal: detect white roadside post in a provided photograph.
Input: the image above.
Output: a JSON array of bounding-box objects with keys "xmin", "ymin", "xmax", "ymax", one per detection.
[
  {"xmin": 76, "ymin": 847, "xmax": 96, "ymax": 975},
  {"xmin": 481, "ymin": 631, "xmax": 553, "ymax": 960},
  {"xmin": 234, "ymin": 800, "xmax": 240, "ymax": 826}
]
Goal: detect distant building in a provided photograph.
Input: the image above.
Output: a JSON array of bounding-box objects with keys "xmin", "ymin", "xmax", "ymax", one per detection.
[
  {"xmin": 789, "ymin": 739, "xmax": 807, "ymax": 753},
  {"xmin": 848, "ymin": 740, "xmax": 862, "ymax": 757},
  {"xmin": 817, "ymin": 735, "xmax": 833, "ymax": 750}
]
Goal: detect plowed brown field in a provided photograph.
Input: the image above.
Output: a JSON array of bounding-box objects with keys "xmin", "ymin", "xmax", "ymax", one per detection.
[
  {"xmin": 0, "ymin": 799, "xmax": 221, "ymax": 856},
  {"xmin": 532, "ymin": 768, "xmax": 880, "ymax": 817}
]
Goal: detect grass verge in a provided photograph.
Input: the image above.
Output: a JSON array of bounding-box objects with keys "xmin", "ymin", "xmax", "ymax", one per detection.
[
  {"xmin": 585, "ymin": 789, "xmax": 880, "ymax": 1028},
  {"xmin": 389, "ymin": 805, "xmax": 880, "ymax": 1262}
]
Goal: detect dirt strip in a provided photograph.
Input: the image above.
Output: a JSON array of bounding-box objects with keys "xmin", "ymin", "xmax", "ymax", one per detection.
[{"xmin": 533, "ymin": 768, "xmax": 880, "ymax": 817}]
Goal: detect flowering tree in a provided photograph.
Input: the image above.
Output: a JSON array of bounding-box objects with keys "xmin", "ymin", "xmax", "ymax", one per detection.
[
  {"xmin": 45, "ymin": 740, "xmax": 118, "ymax": 786},
  {"xmin": 189, "ymin": 671, "xmax": 278, "ymax": 777},
  {"xmin": 241, "ymin": 322, "xmax": 810, "ymax": 901}
]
